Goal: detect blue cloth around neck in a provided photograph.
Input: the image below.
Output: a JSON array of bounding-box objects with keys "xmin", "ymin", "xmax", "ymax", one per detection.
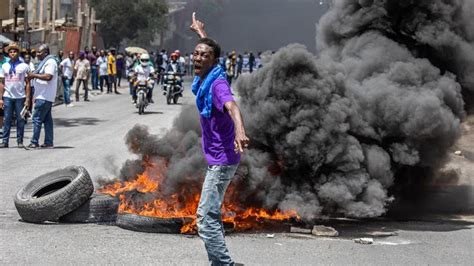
[
  {"xmin": 8, "ymin": 59, "xmax": 21, "ymax": 75},
  {"xmin": 34, "ymin": 54, "xmax": 56, "ymax": 74},
  {"xmin": 192, "ymin": 65, "xmax": 227, "ymax": 118}
]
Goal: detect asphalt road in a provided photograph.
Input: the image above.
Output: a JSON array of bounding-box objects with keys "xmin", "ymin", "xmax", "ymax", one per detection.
[{"xmin": 1, "ymin": 80, "xmax": 473, "ymax": 265}]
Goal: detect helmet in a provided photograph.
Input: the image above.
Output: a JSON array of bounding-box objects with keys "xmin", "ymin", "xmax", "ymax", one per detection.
[
  {"xmin": 140, "ymin": 53, "xmax": 150, "ymax": 66},
  {"xmin": 170, "ymin": 52, "xmax": 178, "ymax": 61}
]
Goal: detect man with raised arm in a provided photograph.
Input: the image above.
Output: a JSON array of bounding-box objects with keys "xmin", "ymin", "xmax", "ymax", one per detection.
[{"xmin": 190, "ymin": 12, "xmax": 249, "ymax": 266}]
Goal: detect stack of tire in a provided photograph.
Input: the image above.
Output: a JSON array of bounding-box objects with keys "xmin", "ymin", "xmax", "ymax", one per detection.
[
  {"xmin": 13, "ymin": 166, "xmax": 119, "ymax": 224},
  {"xmin": 13, "ymin": 166, "xmax": 234, "ymax": 234}
]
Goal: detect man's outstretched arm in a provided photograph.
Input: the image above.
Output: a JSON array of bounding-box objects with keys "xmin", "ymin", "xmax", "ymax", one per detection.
[
  {"xmin": 190, "ymin": 12, "xmax": 208, "ymax": 38},
  {"xmin": 224, "ymin": 101, "xmax": 250, "ymax": 153}
]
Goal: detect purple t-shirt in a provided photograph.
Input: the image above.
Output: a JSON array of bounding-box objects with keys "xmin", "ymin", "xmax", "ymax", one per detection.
[{"xmin": 200, "ymin": 79, "xmax": 240, "ymax": 165}]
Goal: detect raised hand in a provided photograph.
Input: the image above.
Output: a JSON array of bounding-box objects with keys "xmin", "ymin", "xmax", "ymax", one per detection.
[{"xmin": 190, "ymin": 12, "xmax": 207, "ymax": 38}]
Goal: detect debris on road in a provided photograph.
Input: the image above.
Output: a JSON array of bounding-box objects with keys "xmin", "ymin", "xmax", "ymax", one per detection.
[
  {"xmin": 366, "ymin": 231, "xmax": 398, "ymax": 237},
  {"xmin": 354, "ymin": 238, "xmax": 374, "ymax": 245},
  {"xmin": 290, "ymin": 226, "xmax": 312, "ymax": 234},
  {"xmin": 454, "ymin": 150, "xmax": 462, "ymax": 156},
  {"xmin": 311, "ymin": 225, "xmax": 339, "ymax": 237},
  {"xmin": 266, "ymin": 234, "xmax": 275, "ymax": 238}
]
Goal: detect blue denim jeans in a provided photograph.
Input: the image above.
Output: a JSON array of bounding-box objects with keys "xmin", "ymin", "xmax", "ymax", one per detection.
[
  {"xmin": 91, "ymin": 66, "xmax": 98, "ymax": 90},
  {"xmin": 2, "ymin": 97, "xmax": 26, "ymax": 144},
  {"xmin": 31, "ymin": 99, "xmax": 53, "ymax": 145},
  {"xmin": 62, "ymin": 77, "xmax": 72, "ymax": 104},
  {"xmin": 197, "ymin": 164, "xmax": 238, "ymax": 266}
]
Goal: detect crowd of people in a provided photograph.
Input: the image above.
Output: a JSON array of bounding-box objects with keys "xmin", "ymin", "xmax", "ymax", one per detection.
[{"xmin": 0, "ymin": 38, "xmax": 264, "ymax": 150}]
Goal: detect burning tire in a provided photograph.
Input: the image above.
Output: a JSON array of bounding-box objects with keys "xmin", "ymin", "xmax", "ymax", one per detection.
[
  {"xmin": 58, "ymin": 193, "xmax": 120, "ymax": 223},
  {"xmin": 14, "ymin": 166, "xmax": 94, "ymax": 223},
  {"xmin": 116, "ymin": 213, "xmax": 192, "ymax": 234}
]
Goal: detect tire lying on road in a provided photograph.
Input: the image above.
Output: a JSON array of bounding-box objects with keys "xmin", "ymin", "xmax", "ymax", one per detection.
[
  {"xmin": 116, "ymin": 213, "xmax": 192, "ymax": 234},
  {"xmin": 13, "ymin": 166, "xmax": 94, "ymax": 223},
  {"xmin": 59, "ymin": 193, "xmax": 120, "ymax": 223}
]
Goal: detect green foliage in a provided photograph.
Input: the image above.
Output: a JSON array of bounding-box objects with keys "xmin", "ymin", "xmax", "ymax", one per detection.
[{"xmin": 90, "ymin": 0, "xmax": 168, "ymax": 48}]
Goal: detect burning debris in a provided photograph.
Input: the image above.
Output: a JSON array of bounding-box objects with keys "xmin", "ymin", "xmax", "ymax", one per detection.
[{"xmin": 98, "ymin": 0, "xmax": 473, "ymax": 233}]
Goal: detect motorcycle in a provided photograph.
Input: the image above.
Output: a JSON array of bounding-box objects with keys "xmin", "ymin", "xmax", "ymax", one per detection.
[
  {"xmin": 162, "ymin": 71, "xmax": 184, "ymax": 105},
  {"xmin": 135, "ymin": 77, "xmax": 154, "ymax": 115}
]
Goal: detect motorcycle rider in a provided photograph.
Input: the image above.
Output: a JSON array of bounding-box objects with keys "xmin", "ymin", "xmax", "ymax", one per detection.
[
  {"xmin": 166, "ymin": 52, "xmax": 183, "ymax": 73},
  {"xmin": 164, "ymin": 52, "xmax": 184, "ymax": 91},
  {"xmin": 132, "ymin": 53, "xmax": 156, "ymax": 104}
]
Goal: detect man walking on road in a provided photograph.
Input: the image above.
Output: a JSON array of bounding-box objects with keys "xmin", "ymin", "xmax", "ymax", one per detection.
[
  {"xmin": 27, "ymin": 44, "xmax": 58, "ymax": 149},
  {"xmin": 190, "ymin": 13, "xmax": 249, "ymax": 266},
  {"xmin": 0, "ymin": 42, "xmax": 31, "ymax": 148},
  {"xmin": 60, "ymin": 51, "xmax": 74, "ymax": 106},
  {"xmin": 107, "ymin": 48, "xmax": 119, "ymax": 94},
  {"xmin": 74, "ymin": 52, "xmax": 91, "ymax": 102},
  {"xmin": 88, "ymin": 46, "xmax": 99, "ymax": 90}
]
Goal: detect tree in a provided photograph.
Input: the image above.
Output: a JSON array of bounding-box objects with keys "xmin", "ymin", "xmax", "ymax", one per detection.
[{"xmin": 89, "ymin": 0, "xmax": 168, "ymax": 48}]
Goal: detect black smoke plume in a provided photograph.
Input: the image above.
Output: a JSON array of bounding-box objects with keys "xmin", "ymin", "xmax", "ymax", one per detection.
[{"xmin": 102, "ymin": 0, "xmax": 471, "ymax": 221}]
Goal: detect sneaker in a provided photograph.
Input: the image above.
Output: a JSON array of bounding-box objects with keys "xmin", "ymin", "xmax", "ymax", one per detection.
[
  {"xmin": 0, "ymin": 143, "xmax": 8, "ymax": 148},
  {"xmin": 84, "ymin": 99, "xmax": 90, "ymax": 102},
  {"xmin": 149, "ymin": 99, "xmax": 154, "ymax": 103},
  {"xmin": 66, "ymin": 103, "xmax": 75, "ymax": 107},
  {"xmin": 17, "ymin": 143, "xmax": 25, "ymax": 148},
  {"xmin": 40, "ymin": 144, "xmax": 54, "ymax": 149},
  {"xmin": 27, "ymin": 143, "xmax": 39, "ymax": 149}
]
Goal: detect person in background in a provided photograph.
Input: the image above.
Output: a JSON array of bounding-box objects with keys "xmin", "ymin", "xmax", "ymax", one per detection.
[
  {"xmin": 243, "ymin": 52, "xmax": 249, "ymax": 73},
  {"xmin": 96, "ymin": 50, "xmax": 109, "ymax": 93},
  {"xmin": 27, "ymin": 44, "xmax": 58, "ymax": 149},
  {"xmin": 24, "ymin": 54, "xmax": 35, "ymax": 72},
  {"xmin": 23, "ymin": 53, "xmax": 34, "ymax": 113},
  {"xmin": 225, "ymin": 53, "xmax": 234, "ymax": 85},
  {"xmin": 125, "ymin": 52, "xmax": 134, "ymax": 97},
  {"xmin": 132, "ymin": 53, "xmax": 155, "ymax": 104},
  {"xmin": 236, "ymin": 54, "xmax": 243, "ymax": 78},
  {"xmin": 89, "ymin": 46, "xmax": 99, "ymax": 90},
  {"xmin": 57, "ymin": 50, "xmax": 64, "ymax": 61},
  {"xmin": 190, "ymin": 12, "xmax": 249, "ymax": 266},
  {"xmin": 20, "ymin": 48, "xmax": 28, "ymax": 61},
  {"xmin": 30, "ymin": 48, "xmax": 39, "ymax": 68},
  {"xmin": 55, "ymin": 50, "xmax": 64, "ymax": 103},
  {"xmin": 116, "ymin": 52, "xmax": 125, "ymax": 87},
  {"xmin": 107, "ymin": 47, "xmax": 119, "ymax": 94},
  {"xmin": 0, "ymin": 48, "xmax": 9, "ymax": 136},
  {"xmin": 0, "ymin": 42, "xmax": 31, "ymax": 148},
  {"xmin": 60, "ymin": 51, "xmax": 74, "ymax": 107},
  {"xmin": 73, "ymin": 51, "xmax": 91, "ymax": 102},
  {"xmin": 248, "ymin": 52, "xmax": 255, "ymax": 73}
]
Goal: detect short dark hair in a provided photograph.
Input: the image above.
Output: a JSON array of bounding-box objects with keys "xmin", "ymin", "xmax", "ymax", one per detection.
[
  {"xmin": 38, "ymin": 44, "xmax": 50, "ymax": 55},
  {"xmin": 197, "ymin": 38, "xmax": 221, "ymax": 59}
]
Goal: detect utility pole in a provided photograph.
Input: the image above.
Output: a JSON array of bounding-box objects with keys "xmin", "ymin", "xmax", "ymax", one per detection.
[
  {"xmin": 46, "ymin": 0, "xmax": 51, "ymax": 30},
  {"xmin": 51, "ymin": 0, "xmax": 56, "ymax": 33},
  {"xmin": 24, "ymin": 0, "xmax": 28, "ymax": 44},
  {"xmin": 31, "ymin": 0, "xmax": 37, "ymax": 30},
  {"xmin": 39, "ymin": 0, "xmax": 44, "ymax": 29}
]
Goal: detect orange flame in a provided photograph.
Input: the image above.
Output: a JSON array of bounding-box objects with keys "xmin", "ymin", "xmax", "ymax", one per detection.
[{"xmin": 98, "ymin": 159, "xmax": 300, "ymax": 234}]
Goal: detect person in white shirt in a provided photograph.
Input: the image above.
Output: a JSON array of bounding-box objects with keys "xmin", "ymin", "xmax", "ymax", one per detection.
[
  {"xmin": 132, "ymin": 53, "xmax": 155, "ymax": 103},
  {"xmin": 27, "ymin": 44, "xmax": 58, "ymax": 149},
  {"xmin": 0, "ymin": 42, "xmax": 31, "ymax": 148},
  {"xmin": 96, "ymin": 50, "xmax": 108, "ymax": 93},
  {"xmin": 60, "ymin": 51, "xmax": 74, "ymax": 106},
  {"xmin": 23, "ymin": 54, "xmax": 35, "ymax": 72},
  {"xmin": 73, "ymin": 52, "xmax": 91, "ymax": 101}
]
